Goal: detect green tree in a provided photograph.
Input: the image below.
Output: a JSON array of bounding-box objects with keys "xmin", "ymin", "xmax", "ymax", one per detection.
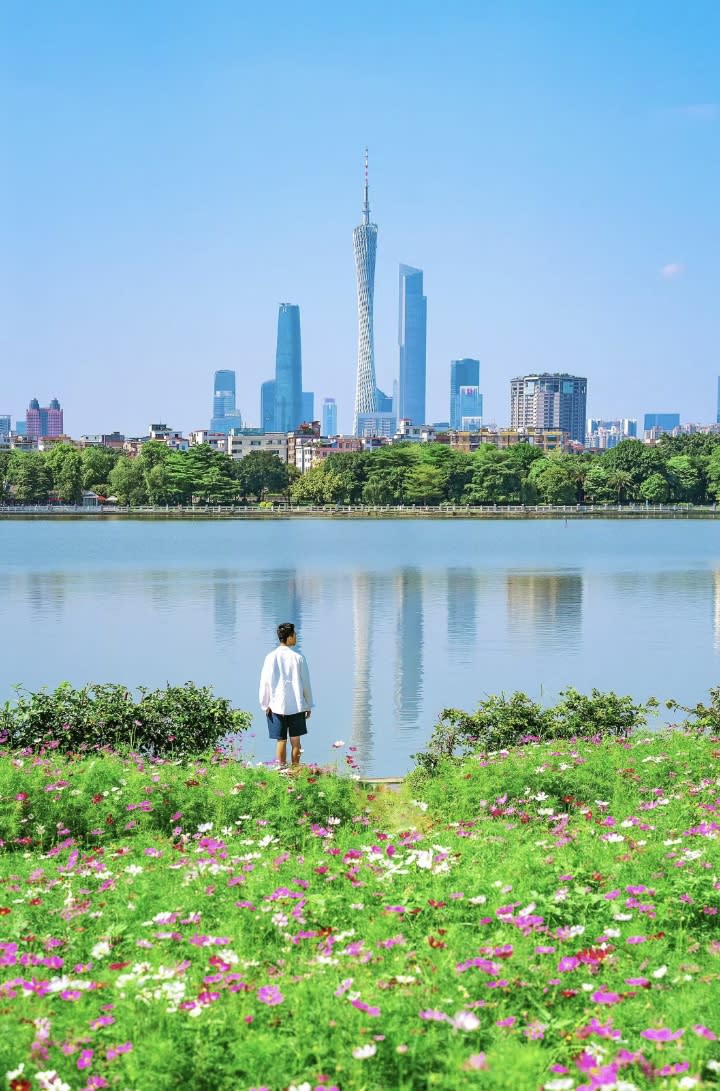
[
  {"xmin": 639, "ymin": 472, "xmax": 670, "ymax": 503},
  {"xmin": 666, "ymin": 455, "xmax": 703, "ymax": 502},
  {"xmin": 235, "ymin": 450, "xmax": 290, "ymax": 501},
  {"xmin": 582, "ymin": 461, "xmax": 615, "ymax": 503},
  {"xmin": 81, "ymin": 446, "xmax": 119, "ymax": 493},
  {"xmin": 108, "ymin": 456, "xmax": 149, "ymax": 504},
  {"xmin": 54, "ymin": 449, "xmax": 84, "ymax": 503},
  {"xmin": 462, "ymin": 458, "xmax": 523, "ymax": 504},
  {"xmin": 608, "ymin": 468, "xmax": 635, "ymax": 503},
  {"xmin": 8, "ymin": 451, "xmax": 52, "ymax": 503},
  {"xmin": 528, "ymin": 455, "xmax": 579, "ymax": 504}
]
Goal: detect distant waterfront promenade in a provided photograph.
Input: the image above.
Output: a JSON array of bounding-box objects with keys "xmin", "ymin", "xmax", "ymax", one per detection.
[{"xmin": 0, "ymin": 502, "xmax": 718, "ymax": 519}]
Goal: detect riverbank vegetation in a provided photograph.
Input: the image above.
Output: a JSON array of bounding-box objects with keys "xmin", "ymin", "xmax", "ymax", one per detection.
[
  {"xmin": 3, "ymin": 432, "xmax": 720, "ymax": 507},
  {"xmin": 1, "ymin": 686, "xmax": 719, "ymax": 1089}
]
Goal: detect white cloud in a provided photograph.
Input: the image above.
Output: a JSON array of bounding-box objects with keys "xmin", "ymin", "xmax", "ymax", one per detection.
[{"xmin": 659, "ymin": 263, "xmax": 685, "ymax": 280}]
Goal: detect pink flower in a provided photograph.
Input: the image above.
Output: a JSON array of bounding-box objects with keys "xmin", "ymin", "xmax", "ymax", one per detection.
[
  {"xmin": 464, "ymin": 1053, "xmax": 487, "ymax": 1070},
  {"xmin": 524, "ymin": 1021, "xmax": 546, "ymax": 1040},
  {"xmin": 626, "ymin": 935, "xmax": 646, "ymax": 944},
  {"xmin": 496, "ymin": 1016, "xmax": 516, "ymax": 1027},
  {"xmin": 592, "ymin": 989, "xmax": 622, "ymax": 1005},
  {"xmin": 77, "ymin": 1049, "xmax": 94, "ymax": 1070},
  {"xmin": 257, "ymin": 984, "xmax": 284, "ymax": 1006},
  {"xmin": 693, "ymin": 1024, "xmax": 717, "ymax": 1040},
  {"xmin": 641, "ymin": 1028, "xmax": 684, "ymax": 1041},
  {"xmin": 419, "ymin": 1009, "xmax": 448, "ymax": 1022}
]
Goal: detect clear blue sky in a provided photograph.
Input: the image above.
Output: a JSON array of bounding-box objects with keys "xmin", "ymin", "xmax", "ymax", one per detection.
[{"xmin": 1, "ymin": 0, "xmax": 719, "ymax": 435}]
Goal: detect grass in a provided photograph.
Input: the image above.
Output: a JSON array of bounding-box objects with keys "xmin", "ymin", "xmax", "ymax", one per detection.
[{"xmin": 0, "ymin": 733, "xmax": 719, "ymax": 1090}]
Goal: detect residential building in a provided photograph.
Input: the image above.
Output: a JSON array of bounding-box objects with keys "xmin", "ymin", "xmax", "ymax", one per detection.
[
  {"xmin": 226, "ymin": 431, "xmax": 288, "ymax": 462},
  {"xmin": 210, "ymin": 369, "xmax": 243, "ymax": 434},
  {"xmin": 510, "ymin": 374, "xmax": 587, "ymax": 445},
  {"xmin": 26, "ymin": 397, "xmax": 63, "ymax": 439},
  {"xmin": 441, "ymin": 428, "xmax": 567, "ymax": 454},
  {"xmin": 79, "ymin": 432, "xmax": 125, "ymax": 449},
  {"xmin": 188, "ymin": 430, "xmax": 228, "ymax": 452},
  {"xmin": 398, "ymin": 264, "xmax": 427, "ymax": 427},
  {"xmin": 353, "ymin": 150, "xmax": 378, "ymax": 434},
  {"xmin": 450, "ymin": 359, "xmax": 481, "ymax": 430},
  {"xmin": 322, "ymin": 398, "xmax": 337, "ymax": 437},
  {"xmin": 393, "ymin": 421, "xmax": 436, "ymax": 443},
  {"xmin": 586, "ymin": 419, "xmax": 638, "ymax": 450}
]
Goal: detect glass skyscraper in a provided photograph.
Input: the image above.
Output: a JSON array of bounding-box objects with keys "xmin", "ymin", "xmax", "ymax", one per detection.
[
  {"xmin": 274, "ymin": 303, "xmax": 303, "ymax": 433},
  {"xmin": 322, "ymin": 398, "xmax": 337, "ymax": 436},
  {"xmin": 210, "ymin": 370, "xmax": 242, "ymax": 433},
  {"xmin": 398, "ymin": 265, "xmax": 427, "ymax": 426},
  {"xmin": 353, "ymin": 151, "xmax": 378, "ymax": 435},
  {"xmin": 450, "ymin": 358, "xmax": 481, "ymax": 430}
]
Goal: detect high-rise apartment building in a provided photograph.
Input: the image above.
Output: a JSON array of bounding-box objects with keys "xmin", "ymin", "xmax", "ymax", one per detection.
[
  {"xmin": 26, "ymin": 397, "xmax": 63, "ymax": 438},
  {"xmin": 398, "ymin": 264, "xmax": 427, "ymax": 426},
  {"xmin": 210, "ymin": 370, "xmax": 243, "ymax": 434},
  {"xmin": 322, "ymin": 398, "xmax": 337, "ymax": 437},
  {"xmin": 353, "ymin": 151, "xmax": 378, "ymax": 435},
  {"xmin": 274, "ymin": 303, "xmax": 303, "ymax": 433},
  {"xmin": 450, "ymin": 359, "xmax": 482, "ymax": 430},
  {"xmin": 510, "ymin": 374, "xmax": 587, "ymax": 445}
]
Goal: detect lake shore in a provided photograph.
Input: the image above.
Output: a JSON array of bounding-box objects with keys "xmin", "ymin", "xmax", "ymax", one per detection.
[{"xmin": 0, "ymin": 502, "xmax": 718, "ymax": 519}]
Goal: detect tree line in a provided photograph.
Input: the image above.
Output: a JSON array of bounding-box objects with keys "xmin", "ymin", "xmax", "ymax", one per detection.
[{"xmin": 2, "ymin": 433, "xmax": 720, "ymax": 506}]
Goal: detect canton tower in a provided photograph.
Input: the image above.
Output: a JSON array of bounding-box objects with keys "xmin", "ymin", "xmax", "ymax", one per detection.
[{"xmin": 353, "ymin": 149, "xmax": 378, "ymax": 435}]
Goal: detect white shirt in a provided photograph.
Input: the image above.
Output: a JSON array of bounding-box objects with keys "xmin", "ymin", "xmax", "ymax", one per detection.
[{"xmin": 258, "ymin": 644, "xmax": 314, "ymax": 715}]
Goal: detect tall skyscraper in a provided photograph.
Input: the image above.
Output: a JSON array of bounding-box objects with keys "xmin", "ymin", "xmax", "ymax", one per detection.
[
  {"xmin": 510, "ymin": 373, "xmax": 587, "ymax": 445},
  {"xmin": 0, "ymin": 414, "xmax": 11, "ymax": 437},
  {"xmin": 26, "ymin": 397, "xmax": 63, "ymax": 438},
  {"xmin": 274, "ymin": 304, "xmax": 303, "ymax": 432},
  {"xmin": 210, "ymin": 370, "xmax": 242, "ymax": 433},
  {"xmin": 322, "ymin": 398, "xmax": 337, "ymax": 437},
  {"xmin": 450, "ymin": 358, "xmax": 482, "ymax": 430},
  {"xmin": 398, "ymin": 265, "xmax": 427, "ymax": 426},
  {"xmin": 353, "ymin": 150, "xmax": 378, "ymax": 435}
]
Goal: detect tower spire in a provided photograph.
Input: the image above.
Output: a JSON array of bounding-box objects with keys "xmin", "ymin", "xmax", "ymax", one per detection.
[{"xmin": 363, "ymin": 147, "xmax": 370, "ymax": 224}]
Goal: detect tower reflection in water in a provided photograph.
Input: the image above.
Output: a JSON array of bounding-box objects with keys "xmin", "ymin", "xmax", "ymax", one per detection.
[
  {"xmin": 394, "ymin": 568, "xmax": 424, "ymax": 727},
  {"xmin": 506, "ymin": 569, "xmax": 583, "ymax": 642}
]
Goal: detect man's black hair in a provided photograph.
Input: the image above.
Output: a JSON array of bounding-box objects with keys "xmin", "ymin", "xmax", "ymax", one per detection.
[{"xmin": 277, "ymin": 622, "xmax": 295, "ymax": 644}]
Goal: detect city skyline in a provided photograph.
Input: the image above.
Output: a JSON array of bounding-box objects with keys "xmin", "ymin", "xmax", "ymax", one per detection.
[{"xmin": 3, "ymin": 3, "xmax": 719, "ymax": 435}]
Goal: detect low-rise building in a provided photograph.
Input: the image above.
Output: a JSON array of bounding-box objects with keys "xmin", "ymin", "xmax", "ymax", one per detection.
[
  {"xmin": 443, "ymin": 428, "xmax": 567, "ymax": 454},
  {"xmin": 226, "ymin": 431, "xmax": 288, "ymax": 461}
]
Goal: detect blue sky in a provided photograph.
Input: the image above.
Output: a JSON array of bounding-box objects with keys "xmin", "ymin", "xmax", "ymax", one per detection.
[{"xmin": 1, "ymin": 0, "xmax": 719, "ymax": 435}]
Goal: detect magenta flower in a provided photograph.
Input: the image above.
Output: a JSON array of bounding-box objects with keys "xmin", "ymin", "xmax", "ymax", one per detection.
[
  {"xmin": 496, "ymin": 1016, "xmax": 516, "ymax": 1027},
  {"xmin": 419, "ymin": 1009, "xmax": 448, "ymax": 1022},
  {"xmin": 626, "ymin": 935, "xmax": 646, "ymax": 944},
  {"xmin": 464, "ymin": 1053, "xmax": 487, "ymax": 1070},
  {"xmin": 257, "ymin": 984, "xmax": 284, "ymax": 1006},
  {"xmin": 591, "ymin": 989, "xmax": 622, "ymax": 1005},
  {"xmin": 76, "ymin": 1049, "xmax": 94, "ymax": 1070},
  {"xmin": 693, "ymin": 1024, "xmax": 717, "ymax": 1040},
  {"xmin": 641, "ymin": 1027, "xmax": 684, "ymax": 1041}
]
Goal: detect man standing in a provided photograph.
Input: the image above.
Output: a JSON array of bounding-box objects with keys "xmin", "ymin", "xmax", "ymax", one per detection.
[{"xmin": 258, "ymin": 621, "xmax": 314, "ymax": 766}]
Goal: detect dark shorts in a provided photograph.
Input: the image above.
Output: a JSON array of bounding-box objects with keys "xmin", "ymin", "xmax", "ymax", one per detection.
[{"xmin": 266, "ymin": 710, "xmax": 308, "ymax": 741}]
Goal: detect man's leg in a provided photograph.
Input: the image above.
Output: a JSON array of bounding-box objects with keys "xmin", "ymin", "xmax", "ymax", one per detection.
[
  {"xmin": 275, "ymin": 738, "xmax": 287, "ymax": 765},
  {"xmin": 290, "ymin": 735, "xmax": 302, "ymax": 765}
]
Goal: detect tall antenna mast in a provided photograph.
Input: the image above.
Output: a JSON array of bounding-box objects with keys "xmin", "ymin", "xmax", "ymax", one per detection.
[{"xmin": 363, "ymin": 147, "xmax": 370, "ymax": 224}]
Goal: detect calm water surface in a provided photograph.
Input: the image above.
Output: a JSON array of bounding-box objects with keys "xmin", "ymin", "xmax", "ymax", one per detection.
[{"xmin": 1, "ymin": 519, "xmax": 718, "ymax": 775}]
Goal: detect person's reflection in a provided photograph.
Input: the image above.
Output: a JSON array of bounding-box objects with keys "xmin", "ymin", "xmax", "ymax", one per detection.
[
  {"xmin": 260, "ymin": 570, "xmax": 303, "ymax": 642},
  {"xmin": 394, "ymin": 568, "xmax": 424, "ymax": 727},
  {"xmin": 506, "ymin": 570, "xmax": 582, "ymax": 642}
]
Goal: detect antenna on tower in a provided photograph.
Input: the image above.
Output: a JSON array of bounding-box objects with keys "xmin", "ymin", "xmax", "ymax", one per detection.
[{"xmin": 363, "ymin": 147, "xmax": 370, "ymax": 224}]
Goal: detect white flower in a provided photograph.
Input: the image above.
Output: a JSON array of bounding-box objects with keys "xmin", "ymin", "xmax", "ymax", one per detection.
[
  {"xmin": 332, "ymin": 740, "xmax": 345, "ymax": 748},
  {"xmin": 468, "ymin": 895, "xmax": 487, "ymax": 905},
  {"xmin": 544, "ymin": 1081, "xmax": 574, "ymax": 1091},
  {"xmin": 678, "ymin": 1079, "xmax": 698, "ymax": 1090},
  {"xmin": 197, "ymin": 822, "xmax": 213, "ymax": 833},
  {"xmin": 6, "ymin": 1065, "xmax": 25, "ymax": 1081},
  {"xmin": 411, "ymin": 799, "xmax": 429, "ymax": 812},
  {"xmin": 124, "ymin": 865, "xmax": 143, "ymax": 875},
  {"xmin": 91, "ymin": 940, "xmax": 111, "ymax": 959},
  {"xmin": 706, "ymin": 1060, "xmax": 720, "ymax": 1073},
  {"xmin": 652, "ymin": 964, "xmax": 668, "ymax": 979},
  {"xmin": 35, "ymin": 1072, "xmax": 71, "ymax": 1091},
  {"xmin": 352, "ymin": 1043, "xmax": 377, "ymax": 1060},
  {"xmin": 452, "ymin": 1011, "xmax": 480, "ymax": 1031},
  {"xmin": 289, "ymin": 1083, "xmax": 312, "ymax": 1091}
]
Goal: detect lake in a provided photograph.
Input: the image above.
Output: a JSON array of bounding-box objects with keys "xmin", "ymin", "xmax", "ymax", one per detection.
[{"xmin": 0, "ymin": 518, "xmax": 718, "ymax": 775}]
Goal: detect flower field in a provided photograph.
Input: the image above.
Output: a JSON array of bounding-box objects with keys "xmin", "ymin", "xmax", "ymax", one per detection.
[{"xmin": 1, "ymin": 733, "xmax": 719, "ymax": 1090}]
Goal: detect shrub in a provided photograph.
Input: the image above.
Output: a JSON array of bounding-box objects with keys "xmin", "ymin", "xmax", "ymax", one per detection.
[
  {"xmin": 412, "ymin": 687, "xmax": 653, "ymax": 774},
  {"xmin": 0, "ymin": 681, "xmax": 250, "ymax": 756}
]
